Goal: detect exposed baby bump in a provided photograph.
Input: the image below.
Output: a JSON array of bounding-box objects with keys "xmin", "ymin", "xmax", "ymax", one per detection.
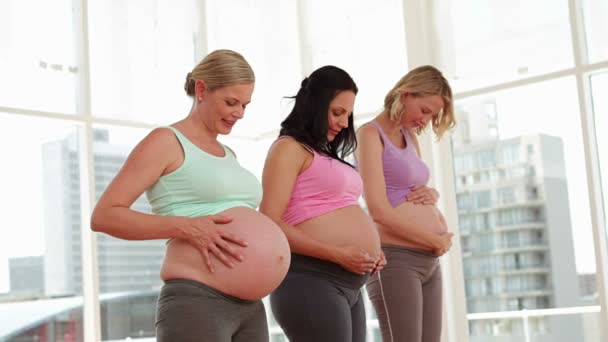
[
  {"xmin": 161, "ymin": 207, "xmax": 291, "ymax": 300},
  {"xmin": 394, "ymin": 201, "xmax": 448, "ymax": 234}
]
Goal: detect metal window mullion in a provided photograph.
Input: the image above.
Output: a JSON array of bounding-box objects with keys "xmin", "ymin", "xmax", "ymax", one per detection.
[
  {"xmin": 194, "ymin": 0, "xmax": 208, "ymax": 60},
  {"xmin": 567, "ymin": 0, "xmax": 608, "ymax": 336},
  {"xmin": 73, "ymin": 0, "xmax": 101, "ymax": 341},
  {"xmin": 402, "ymin": 1, "xmax": 470, "ymax": 341},
  {"xmin": 295, "ymin": 0, "xmax": 313, "ymax": 77}
]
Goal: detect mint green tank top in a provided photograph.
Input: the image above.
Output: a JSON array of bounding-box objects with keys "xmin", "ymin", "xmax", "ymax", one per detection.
[{"xmin": 145, "ymin": 127, "xmax": 262, "ymax": 217}]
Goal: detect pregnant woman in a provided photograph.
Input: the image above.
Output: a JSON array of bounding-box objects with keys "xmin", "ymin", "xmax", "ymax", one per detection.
[
  {"xmin": 91, "ymin": 49, "xmax": 290, "ymax": 342},
  {"xmin": 260, "ymin": 65, "xmax": 384, "ymax": 342},
  {"xmin": 355, "ymin": 66, "xmax": 456, "ymax": 342}
]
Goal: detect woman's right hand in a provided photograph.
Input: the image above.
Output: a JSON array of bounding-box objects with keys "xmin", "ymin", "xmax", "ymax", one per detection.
[
  {"xmin": 177, "ymin": 215, "xmax": 248, "ymax": 273},
  {"xmin": 433, "ymin": 232, "xmax": 454, "ymax": 256},
  {"xmin": 334, "ymin": 245, "xmax": 378, "ymax": 275}
]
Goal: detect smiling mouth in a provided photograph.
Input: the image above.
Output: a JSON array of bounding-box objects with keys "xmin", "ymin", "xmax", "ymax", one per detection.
[
  {"xmin": 329, "ymin": 129, "xmax": 340, "ymax": 135},
  {"xmin": 222, "ymin": 119, "xmax": 236, "ymax": 127}
]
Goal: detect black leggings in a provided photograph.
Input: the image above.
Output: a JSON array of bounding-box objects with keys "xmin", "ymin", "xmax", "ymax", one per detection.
[{"xmin": 270, "ymin": 253, "xmax": 369, "ymax": 342}]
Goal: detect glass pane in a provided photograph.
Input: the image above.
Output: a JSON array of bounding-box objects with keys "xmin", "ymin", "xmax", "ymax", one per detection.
[
  {"xmin": 91, "ymin": 125, "xmax": 162, "ymax": 341},
  {"xmin": 206, "ymin": 0, "xmax": 302, "ymax": 138},
  {"xmin": 0, "ymin": 0, "xmax": 78, "ymax": 113},
  {"xmin": 302, "ymin": 0, "xmax": 407, "ymax": 115},
  {"xmin": 88, "ymin": 0, "xmax": 197, "ymax": 124},
  {"xmin": 451, "ymin": 77, "xmax": 600, "ymax": 341},
  {"xmin": 582, "ymin": 0, "xmax": 608, "ymax": 63},
  {"xmin": 590, "ymin": 72, "xmax": 608, "ymax": 241},
  {"xmin": 469, "ymin": 310, "xmax": 603, "ymax": 342},
  {"xmin": 0, "ymin": 114, "xmax": 83, "ymax": 341},
  {"xmin": 432, "ymin": 0, "xmax": 573, "ymax": 92}
]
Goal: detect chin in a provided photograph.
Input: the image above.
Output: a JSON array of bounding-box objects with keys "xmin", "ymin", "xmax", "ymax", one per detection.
[{"xmin": 218, "ymin": 126, "xmax": 233, "ymax": 135}]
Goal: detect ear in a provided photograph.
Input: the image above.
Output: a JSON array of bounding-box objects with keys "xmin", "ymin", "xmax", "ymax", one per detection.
[{"xmin": 194, "ymin": 80, "xmax": 208, "ymax": 99}]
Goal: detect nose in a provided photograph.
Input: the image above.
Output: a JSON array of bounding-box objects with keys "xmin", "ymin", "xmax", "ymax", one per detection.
[
  {"xmin": 233, "ymin": 106, "xmax": 245, "ymax": 119},
  {"xmin": 339, "ymin": 116, "xmax": 349, "ymax": 128}
]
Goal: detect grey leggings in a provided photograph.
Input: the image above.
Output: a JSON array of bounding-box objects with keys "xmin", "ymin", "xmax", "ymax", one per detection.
[
  {"xmin": 366, "ymin": 244, "xmax": 442, "ymax": 342},
  {"xmin": 270, "ymin": 253, "xmax": 369, "ymax": 342},
  {"xmin": 155, "ymin": 279, "xmax": 269, "ymax": 342}
]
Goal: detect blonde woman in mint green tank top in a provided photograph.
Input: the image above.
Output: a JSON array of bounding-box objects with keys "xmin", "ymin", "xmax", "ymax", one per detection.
[
  {"xmin": 91, "ymin": 49, "xmax": 290, "ymax": 342},
  {"xmin": 356, "ymin": 66, "xmax": 456, "ymax": 342}
]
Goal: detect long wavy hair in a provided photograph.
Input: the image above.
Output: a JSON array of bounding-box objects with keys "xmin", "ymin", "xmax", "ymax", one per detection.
[{"xmin": 279, "ymin": 65, "xmax": 358, "ymax": 165}]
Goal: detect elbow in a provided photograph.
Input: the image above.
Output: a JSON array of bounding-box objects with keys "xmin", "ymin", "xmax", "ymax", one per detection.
[
  {"xmin": 89, "ymin": 208, "xmax": 105, "ymax": 233},
  {"xmin": 368, "ymin": 205, "xmax": 389, "ymax": 225}
]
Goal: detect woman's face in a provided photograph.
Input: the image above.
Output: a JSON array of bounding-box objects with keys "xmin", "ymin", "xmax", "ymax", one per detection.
[
  {"xmin": 197, "ymin": 81, "xmax": 254, "ymax": 135},
  {"xmin": 400, "ymin": 94, "xmax": 444, "ymax": 131},
  {"xmin": 327, "ymin": 90, "xmax": 355, "ymax": 142}
]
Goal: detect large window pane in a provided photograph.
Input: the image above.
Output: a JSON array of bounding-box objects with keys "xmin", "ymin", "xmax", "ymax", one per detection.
[
  {"xmin": 88, "ymin": 0, "xmax": 197, "ymax": 124},
  {"xmin": 206, "ymin": 0, "xmax": 302, "ymax": 138},
  {"xmin": 582, "ymin": 0, "xmax": 608, "ymax": 63},
  {"xmin": 0, "ymin": 115, "xmax": 83, "ymax": 341},
  {"xmin": 432, "ymin": 0, "xmax": 573, "ymax": 92},
  {"xmin": 302, "ymin": 0, "xmax": 407, "ymax": 115},
  {"xmin": 451, "ymin": 77, "xmax": 600, "ymax": 341},
  {"xmin": 0, "ymin": 0, "xmax": 77, "ymax": 113},
  {"xmin": 590, "ymin": 71, "xmax": 608, "ymax": 240},
  {"xmin": 91, "ymin": 125, "xmax": 162, "ymax": 341}
]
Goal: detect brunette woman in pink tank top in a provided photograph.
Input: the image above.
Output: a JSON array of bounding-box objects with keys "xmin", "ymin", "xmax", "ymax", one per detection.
[
  {"xmin": 355, "ymin": 66, "xmax": 456, "ymax": 342},
  {"xmin": 260, "ymin": 66, "xmax": 384, "ymax": 342}
]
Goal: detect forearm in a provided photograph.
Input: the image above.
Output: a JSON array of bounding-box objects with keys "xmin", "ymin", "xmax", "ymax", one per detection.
[
  {"xmin": 279, "ymin": 223, "xmax": 340, "ymax": 262},
  {"xmin": 91, "ymin": 206, "xmax": 186, "ymax": 240},
  {"xmin": 372, "ymin": 207, "xmax": 441, "ymax": 249}
]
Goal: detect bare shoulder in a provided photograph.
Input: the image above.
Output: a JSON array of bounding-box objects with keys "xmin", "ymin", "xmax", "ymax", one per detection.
[
  {"xmin": 131, "ymin": 127, "xmax": 181, "ymax": 162},
  {"xmin": 356, "ymin": 123, "xmax": 381, "ymax": 143},
  {"xmin": 269, "ymin": 136, "xmax": 312, "ymax": 159}
]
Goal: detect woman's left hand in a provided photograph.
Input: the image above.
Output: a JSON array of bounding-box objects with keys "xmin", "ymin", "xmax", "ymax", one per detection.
[{"xmin": 406, "ymin": 185, "xmax": 439, "ymax": 205}]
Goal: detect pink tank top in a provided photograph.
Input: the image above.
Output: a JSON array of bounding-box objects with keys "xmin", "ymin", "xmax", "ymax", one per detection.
[{"xmin": 281, "ymin": 142, "xmax": 363, "ymax": 226}]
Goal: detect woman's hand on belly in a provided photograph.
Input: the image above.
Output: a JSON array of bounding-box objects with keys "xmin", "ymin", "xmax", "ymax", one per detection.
[
  {"xmin": 333, "ymin": 245, "xmax": 381, "ymax": 275},
  {"xmin": 406, "ymin": 185, "xmax": 440, "ymax": 205},
  {"xmin": 176, "ymin": 214, "xmax": 248, "ymax": 273}
]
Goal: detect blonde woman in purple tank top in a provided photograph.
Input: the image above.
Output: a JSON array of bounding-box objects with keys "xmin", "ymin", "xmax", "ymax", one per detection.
[{"xmin": 355, "ymin": 66, "xmax": 456, "ymax": 342}]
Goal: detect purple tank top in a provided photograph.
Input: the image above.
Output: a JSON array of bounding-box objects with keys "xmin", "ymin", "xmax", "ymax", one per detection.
[{"xmin": 368, "ymin": 121, "xmax": 430, "ymax": 207}]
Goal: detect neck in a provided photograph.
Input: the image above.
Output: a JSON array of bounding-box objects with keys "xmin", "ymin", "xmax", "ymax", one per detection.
[
  {"xmin": 184, "ymin": 109, "xmax": 219, "ymax": 142},
  {"xmin": 376, "ymin": 111, "xmax": 402, "ymax": 136}
]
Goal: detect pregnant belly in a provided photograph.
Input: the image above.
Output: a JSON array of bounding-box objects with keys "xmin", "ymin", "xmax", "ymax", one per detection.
[
  {"xmin": 297, "ymin": 205, "xmax": 382, "ymax": 258},
  {"xmin": 160, "ymin": 206, "xmax": 291, "ymax": 300},
  {"xmin": 378, "ymin": 201, "xmax": 448, "ymax": 249}
]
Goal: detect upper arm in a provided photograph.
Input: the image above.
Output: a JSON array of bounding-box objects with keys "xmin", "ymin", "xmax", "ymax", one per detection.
[
  {"xmin": 259, "ymin": 138, "xmax": 309, "ymax": 223},
  {"xmin": 94, "ymin": 128, "xmax": 178, "ymax": 211},
  {"xmin": 355, "ymin": 125, "xmax": 393, "ymax": 213}
]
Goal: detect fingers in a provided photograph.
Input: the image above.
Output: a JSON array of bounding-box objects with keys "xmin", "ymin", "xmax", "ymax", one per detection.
[
  {"xmin": 201, "ymin": 248, "xmax": 215, "ymax": 273},
  {"xmin": 220, "ymin": 231, "xmax": 248, "ymax": 247},
  {"xmin": 216, "ymin": 238, "xmax": 244, "ymax": 261},
  {"xmin": 210, "ymin": 215, "xmax": 233, "ymax": 224},
  {"xmin": 209, "ymin": 243, "xmax": 235, "ymax": 269}
]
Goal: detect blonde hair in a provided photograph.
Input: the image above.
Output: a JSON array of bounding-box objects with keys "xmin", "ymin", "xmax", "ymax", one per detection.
[
  {"xmin": 384, "ymin": 65, "xmax": 455, "ymax": 139},
  {"xmin": 184, "ymin": 49, "xmax": 255, "ymax": 96}
]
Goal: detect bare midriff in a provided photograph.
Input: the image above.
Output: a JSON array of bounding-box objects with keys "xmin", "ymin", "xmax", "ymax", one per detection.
[
  {"xmin": 377, "ymin": 201, "xmax": 448, "ymax": 251},
  {"xmin": 296, "ymin": 205, "xmax": 382, "ymax": 259},
  {"xmin": 160, "ymin": 206, "xmax": 291, "ymax": 301}
]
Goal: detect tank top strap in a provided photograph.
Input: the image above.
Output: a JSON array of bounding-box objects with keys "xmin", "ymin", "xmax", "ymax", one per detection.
[
  {"xmin": 164, "ymin": 126, "xmax": 232, "ymax": 160},
  {"xmin": 276, "ymin": 135, "xmax": 316, "ymax": 154},
  {"xmin": 163, "ymin": 126, "xmax": 194, "ymax": 162},
  {"xmin": 367, "ymin": 121, "xmax": 389, "ymax": 144}
]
